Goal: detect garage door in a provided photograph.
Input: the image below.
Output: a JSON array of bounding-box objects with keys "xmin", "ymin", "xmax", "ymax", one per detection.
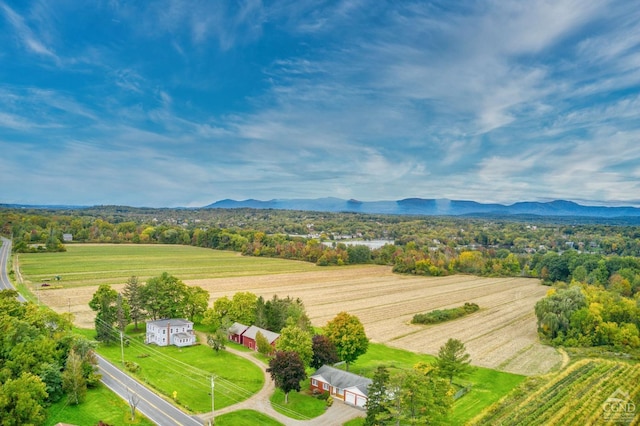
[
  {"xmin": 345, "ymin": 392, "xmax": 356, "ymax": 406},
  {"xmin": 355, "ymin": 395, "xmax": 367, "ymax": 408}
]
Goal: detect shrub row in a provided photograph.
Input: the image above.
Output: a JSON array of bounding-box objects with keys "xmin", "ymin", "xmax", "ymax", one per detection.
[{"xmin": 411, "ymin": 303, "xmax": 479, "ymax": 325}]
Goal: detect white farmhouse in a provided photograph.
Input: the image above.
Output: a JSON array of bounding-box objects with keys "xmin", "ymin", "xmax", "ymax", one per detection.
[{"xmin": 145, "ymin": 318, "xmax": 196, "ymax": 347}]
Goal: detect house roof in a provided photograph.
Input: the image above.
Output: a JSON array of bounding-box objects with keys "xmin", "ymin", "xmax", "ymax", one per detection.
[
  {"xmin": 146, "ymin": 318, "xmax": 193, "ymax": 328},
  {"xmin": 311, "ymin": 365, "xmax": 373, "ymax": 396},
  {"xmin": 228, "ymin": 322, "xmax": 249, "ymax": 335},
  {"xmin": 242, "ymin": 325, "xmax": 280, "ymax": 344}
]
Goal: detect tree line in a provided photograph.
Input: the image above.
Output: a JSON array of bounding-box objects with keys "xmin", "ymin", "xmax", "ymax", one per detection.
[
  {"xmin": 6, "ymin": 209, "xmax": 640, "ymax": 294},
  {"xmin": 0, "ymin": 290, "xmax": 100, "ymax": 425}
]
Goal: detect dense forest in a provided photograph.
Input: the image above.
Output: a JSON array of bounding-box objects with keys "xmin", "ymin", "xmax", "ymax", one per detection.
[{"xmin": 2, "ymin": 206, "xmax": 640, "ymax": 351}]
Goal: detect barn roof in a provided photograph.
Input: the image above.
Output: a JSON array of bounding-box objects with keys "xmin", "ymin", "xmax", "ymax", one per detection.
[
  {"xmin": 242, "ymin": 325, "xmax": 280, "ymax": 344},
  {"xmin": 228, "ymin": 322, "xmax": 249, "ymax": 335}
]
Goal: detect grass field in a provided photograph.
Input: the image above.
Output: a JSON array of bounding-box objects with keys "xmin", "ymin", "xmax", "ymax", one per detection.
[
  {"xmin": 18, "ymin": 243, "xmax": 321, "ymax": 287},
  {"xmin": 45, "ymin": 383, "xmax": 155, "ymax": 426},
  {"xmin": 90, "ymin": 329, "xmax": 264, "ymax": 413},
  {"xmin": 215, "ymin": 409, "xmax": 283, "ymax": 425},
  {"xmin": 469, "ymin": 358, "xmax": 640, "ymax": 425},
  {"xmin": 270, "ymin": 383, "xmax": 328, "ymax": 420}
]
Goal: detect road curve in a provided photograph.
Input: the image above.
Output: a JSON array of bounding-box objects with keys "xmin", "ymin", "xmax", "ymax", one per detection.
[
  {"xmin": 0, "ymin": 237, "xmax": 25, "ymax": 302},
  {"xmin": 97, "ymin": 355, "xmax": 204, "ymax": 426}
]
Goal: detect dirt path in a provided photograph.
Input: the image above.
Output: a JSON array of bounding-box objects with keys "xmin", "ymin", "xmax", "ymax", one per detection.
[{"xmin": 194, "ymin": 332, "xmax": 365, "ymax": 426}]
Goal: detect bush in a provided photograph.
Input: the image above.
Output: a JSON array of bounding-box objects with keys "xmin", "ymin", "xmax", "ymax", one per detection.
[
  {"xmin": 124, "ymin": 361, "xmax": 140, "ymax": 373},
  {"xmin": 316, "ymin": 391, "xmax": 329, "ymax": 401},
  {"xmin": 412, "ymin": 303, "xmax": 479, "ymax": 325}
]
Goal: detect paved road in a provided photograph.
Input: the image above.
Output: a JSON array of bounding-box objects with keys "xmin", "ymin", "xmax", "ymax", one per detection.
[
  {"xmin": 0, "ymin": 237, "xmax": 25, "ymax": 302},
  {"xmin": 97, "ymin": 355, "xmax": 204, "ymax": 426}
]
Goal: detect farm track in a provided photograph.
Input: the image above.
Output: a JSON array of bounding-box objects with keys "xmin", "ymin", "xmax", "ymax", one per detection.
[{"xmin": 33, "ymin": 263, "xmax": 559, "ymax": 376}]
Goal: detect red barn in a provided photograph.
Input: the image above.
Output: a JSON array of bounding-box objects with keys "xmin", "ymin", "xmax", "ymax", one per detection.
[
  {"xmin": 240, "ymin": 325, "xmax": 279, "ymax": 351},
  {"xmin": 228, "ymin": 322, "xmax": 249, "ymax": 344}
]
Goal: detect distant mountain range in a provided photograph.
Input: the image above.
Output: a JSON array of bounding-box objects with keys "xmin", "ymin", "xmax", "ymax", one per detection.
[
  {"xmin": 205, "ymin": 198, "xmax": 640, "ymax": 218},
  {"xmin": 3, "ymin": 198, "xmax": 640, "ymax": 219}
]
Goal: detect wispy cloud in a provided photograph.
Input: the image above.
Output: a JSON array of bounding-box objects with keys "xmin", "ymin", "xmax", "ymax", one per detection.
[
  {"xmin": 1, "ymin": 0, "xmax": 639, "ymax": 206},
  {"xmin": 0, "ymin": 1, "xmax": 58, "ymax": 62}
]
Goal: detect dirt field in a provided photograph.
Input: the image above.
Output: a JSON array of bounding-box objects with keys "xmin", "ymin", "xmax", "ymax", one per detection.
[{"xmin": 37, "ymin": 265, "xmax": 560, "ymax": 376}]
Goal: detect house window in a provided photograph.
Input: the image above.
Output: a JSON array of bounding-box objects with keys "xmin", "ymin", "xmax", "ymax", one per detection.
[
  {"xmin": 163, "ymin": 329, "xmax": 166, "ymax": 334},
  {"xmin": 311, "ymin": 379, "xmax": 317, "ymax": 386},
  {"xmin": 337, "ymin": 388, "xmax": 344, "ymax": 396},
  {"xmin": 323, "ymin": 383, "xmax": 329, "ymax": 391}
]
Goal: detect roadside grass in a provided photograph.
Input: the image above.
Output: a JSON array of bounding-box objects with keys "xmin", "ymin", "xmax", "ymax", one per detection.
[
  {"xmin": 344, "ymin": 342, "xmax": 526, "ymax": 425},
  {"xmin": 270, "ymin": 379, "xmax": 327, "ymax": 420},
  {"xmin": 343, "ymin": 418, "xmax": 365, "ymax": 426},
  {"xmin": 18, "ymin": 243, "xmax": 322, "ymax": 287},
  {"xmin": 215, "ymin": 409, "xmax": 283, "ymax": 425},
  {"xmin": 93, "ymin": 331, "xmax": 264, "ymax": 413},
  {"xmin": 45, "ymin": 383, "xmax": 154, "ymax": 426}
]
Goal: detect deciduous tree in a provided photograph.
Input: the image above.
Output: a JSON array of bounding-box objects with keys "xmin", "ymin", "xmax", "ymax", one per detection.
[
  {"xmin": 0, "ymin": 372, "xmax": 48, "ymax": 426},
  {"xmin": 311, "ymin": 334, "xmax": 339, "ymax": 369},
  {"xmin": 184, "ymin": 286, "xmax": 210, "ymax": 322},
  {"xmin": 206, "ymin": 326, "xmax": 227, "ymax": 353},
  {"xmin": 141, "ymin": 273, "xmax": 188, "ymax": 320},
  {"xmin": 324, "ymin": 312, "xmax": 369, "ymax": 371},
  {"xmin": 380, "ymin": 368, "xmax": 453, "ymax": 425},
  {"xmin": 89, "ymin": 285, "xmax": 119, "ymax": 344},
  {"xmin": 229, "ymin": 292, "xmax": 257, "ymax": 325},
  {"xmin": 276, "ymin": 321, "xmax": 313, "ymax": 367},
  {"xmin": 62, "ymin": 348, "xmax": 86, "ymax": 405},
  {"xmin": 256, "ymin": 331, "xmax": 274, "ymax": 356},
  {"xmin": 266, "ymin": 351, "xmax": 307, "ymax": 404}
]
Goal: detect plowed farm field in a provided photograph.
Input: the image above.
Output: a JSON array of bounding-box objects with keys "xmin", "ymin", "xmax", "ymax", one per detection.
[{"xmin": 21, "ymin": 245, "xmax": 560, "ymax": 376}]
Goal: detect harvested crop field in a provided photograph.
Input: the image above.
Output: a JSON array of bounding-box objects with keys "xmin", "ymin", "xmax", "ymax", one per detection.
[{"xmin": 32, "ymin": 256, "xmax": 559, "ymax": 376}]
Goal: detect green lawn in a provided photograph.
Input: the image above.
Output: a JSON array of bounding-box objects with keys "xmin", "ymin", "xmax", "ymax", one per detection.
[
  {"xmin": 18, "ymin": 243, "xmax": 322, "ymax": 287},
  {"xmin": 343, "ymin": 342, "xmax": 526, "ymax": 425},
  {"xmin": 45, "ymin": 383, "xmax": 154, "ymax": 426},
  {"xmin": 215, "ymin": 409, "xmax": 283, "ymax": 425},
  {"xmin": 269, "ymin": 381, "xmax": 327, "ymax": 420},
  {"xmin": 95, "ymin": 332, "xmax": 264, "ymax": 413}
]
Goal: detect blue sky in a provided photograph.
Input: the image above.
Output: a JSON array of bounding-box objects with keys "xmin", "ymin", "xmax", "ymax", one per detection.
[{"xmin": 1, "ymin": 0, "xmax": 639, "ymax": 207}]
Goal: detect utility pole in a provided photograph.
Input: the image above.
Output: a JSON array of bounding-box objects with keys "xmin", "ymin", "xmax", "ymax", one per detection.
[
  {"xmin": 210, "ymin": 375, "xmax": 215, "ymax": 425},
  {"xmin": 120, "ymin": 331, "xmax": 125, "ymax": 366}
]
